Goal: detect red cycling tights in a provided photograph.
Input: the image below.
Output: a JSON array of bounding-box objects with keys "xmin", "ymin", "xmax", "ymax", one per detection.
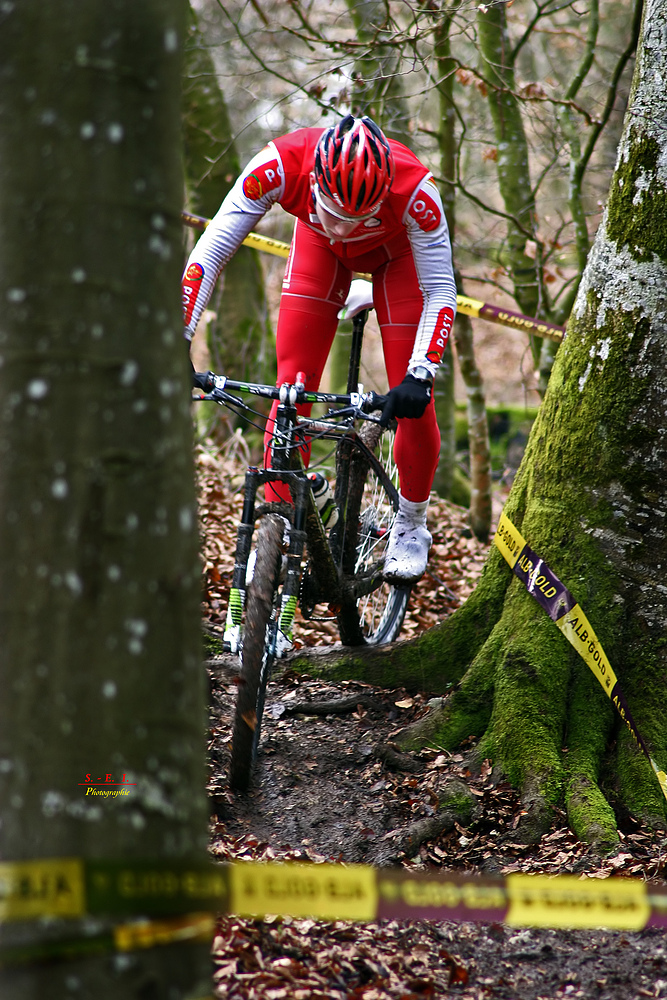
[{"xmin": 264, "ymin": 221, "xmax": 440, "ymax": 503}]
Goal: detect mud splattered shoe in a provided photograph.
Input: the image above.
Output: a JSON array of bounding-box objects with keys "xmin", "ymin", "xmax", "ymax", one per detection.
[{"xmin": 383, "ymin": 495, "xmax": 432, "ymax": 584}]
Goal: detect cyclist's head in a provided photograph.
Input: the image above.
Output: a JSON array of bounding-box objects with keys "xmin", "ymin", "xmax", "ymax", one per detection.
[{"xmin": 313, "ymin": 115, "xmax": 394, "ymax": 218}]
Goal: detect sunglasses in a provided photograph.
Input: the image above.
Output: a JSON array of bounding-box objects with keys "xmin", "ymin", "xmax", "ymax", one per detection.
[{"xmin": 313, "ymin": 184, "xmax": 382, "ymax": 224}]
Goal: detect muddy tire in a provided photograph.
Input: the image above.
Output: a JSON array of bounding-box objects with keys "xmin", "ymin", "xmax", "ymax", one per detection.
[
  {"xmin": 336, "ymin": 423, "xmax": 410, "ymax": 646},
  {"xmin": 229, "ymin": 514, "xmax": 283, "ymax": 791}
]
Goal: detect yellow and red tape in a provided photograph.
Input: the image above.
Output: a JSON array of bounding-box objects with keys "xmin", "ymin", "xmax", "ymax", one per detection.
[
  {"xmin": 1, "ymin": 856, "xmax": 667, "ymax": 941},
  {"xmin": 181, "ymin": 211, "xmax": 566, "ymax": 342},
  {"xmin": 494, "ymin": 512, "xmax": 667, "ymax": 802}
]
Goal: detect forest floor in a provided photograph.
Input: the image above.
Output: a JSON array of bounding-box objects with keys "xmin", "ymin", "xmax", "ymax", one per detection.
[{"xmin": 196, "ymin": 439, "xmax": 667, "ymax": 1000}]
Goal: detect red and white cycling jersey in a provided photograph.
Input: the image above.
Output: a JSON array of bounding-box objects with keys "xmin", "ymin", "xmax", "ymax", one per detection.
[{"xmin": 182, "ymin": 128, "xmax": 457, "ymax": 375}]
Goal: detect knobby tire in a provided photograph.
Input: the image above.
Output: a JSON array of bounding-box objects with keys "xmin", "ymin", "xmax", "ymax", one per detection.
[
  {"xmin": 337, "ymin": 422, "xmax": 410, "ymax": 646},
  {"xmin": 229, "ymin": 514, "xmax": 284, "ymax": 792}
]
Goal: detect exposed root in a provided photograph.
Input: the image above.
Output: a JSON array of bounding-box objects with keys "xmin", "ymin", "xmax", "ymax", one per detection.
[{"xmin": 374, "ymin": 779, "xmax": 480, "ymax": 864}]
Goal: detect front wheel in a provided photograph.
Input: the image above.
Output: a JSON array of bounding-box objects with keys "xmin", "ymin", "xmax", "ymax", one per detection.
[
  {"xmin": 229, "ymin": 514, "xmax": 283, "ymax": 792},
  {"xmin": 335, "ymin": 422, "xmax": 411, "ymax": 646}
]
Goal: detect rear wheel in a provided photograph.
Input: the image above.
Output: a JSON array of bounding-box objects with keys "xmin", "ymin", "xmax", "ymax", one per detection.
[
  {"xmin": 336, "ymin": 422, "xmax": 411, "ymax": 646},
  {"xmin": 229, "ymin": 514, "xmax": 283, "ymax": 791}
]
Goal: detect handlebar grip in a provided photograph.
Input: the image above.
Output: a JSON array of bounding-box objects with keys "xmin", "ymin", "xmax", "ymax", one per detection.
[
  {"xmin": 192, "ymin": 370, "xmax": 215, "ymax": 392},
  {"xmin": 365, "ymin": 391, "xmax": 388, "ymax": 412}
]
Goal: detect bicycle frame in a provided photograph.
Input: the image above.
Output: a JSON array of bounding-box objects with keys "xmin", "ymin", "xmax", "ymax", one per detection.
[{"xmin": 196, "ymin": 370, "xmax": 388, "ymax": 655}]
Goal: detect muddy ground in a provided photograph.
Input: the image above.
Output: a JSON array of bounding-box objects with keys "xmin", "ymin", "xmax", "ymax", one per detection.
[{"xmin": 198, "ymin": 446, "xmax": 667, "ymax": 1000}]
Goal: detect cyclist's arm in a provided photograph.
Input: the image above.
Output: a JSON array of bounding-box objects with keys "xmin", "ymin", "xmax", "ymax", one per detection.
[
  {"xmin": 182, "ymin": 144, "xmax": 285, "ymax": 339},
  {"xmin": 402, "ymin": 176, "xmax": 457, "ymax": 379}
]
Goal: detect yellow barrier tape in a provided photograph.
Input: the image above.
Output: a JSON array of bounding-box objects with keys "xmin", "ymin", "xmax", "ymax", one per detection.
[
  {"xmin": 494, "ymin": 512, "xmax": 667, "ymax": 803},
  {"xmin": 555, "ymin": 603, "xmax": 618, "ymax": 694},
  {"xmin": 242, "ymin": 231, "xmax": 290, "ymax": 259},
  {"xmin": 494, "ymin": 512, "xmax": 527, "ymax": 569},
  {"xmin": 181, "ymin": 212, "xmax": 565, "ymax": 340},
  {"xmin": 456, "ymin": 295, "xmax": 485, "ymax": 318},
  {"xmin": 113, "ymin": 912, "xmax": 216, "ymax": 952},
  {"xmin": 228, "ymin": 861, "xmax": 377, "ymax": 922},
  {"xmin": 506, "ymin": 874, "xmax": 650, "ymax": 930},
  {"xmin": 0, "ymin": 857, "xmax": 85, "ymax": 921}
]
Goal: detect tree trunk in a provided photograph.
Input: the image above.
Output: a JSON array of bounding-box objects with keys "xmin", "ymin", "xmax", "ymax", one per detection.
[
  {"xmin": 0, "ymin": 3, "xmax": 210, "ymax": 995},
  {"xmin": 291, "ymin": 0, "xmax": 667, "ymax": 853},
  {"xmin": 183, "ymin": 7, "xmax": 274, "ymax": 389},
  {"xmin": 477, "ymin": 3, "xmax": 549, "ymax": 367},
  {"xmin": 345, "ymin": 0, "xmax": 412, "ymax": 148},
  {"xmin": 434, "ymin": 7, "xmax": 492, "ymax": 534}
]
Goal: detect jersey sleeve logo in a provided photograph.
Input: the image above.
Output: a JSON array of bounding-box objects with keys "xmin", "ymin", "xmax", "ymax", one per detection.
[
  {"xmin": 182, "ymin": 263, "xmax": 205, "ymax": 326},
  {"xmin": 242, "ymin": 159, "xmax": 281, "ymax": 201},
  {"xmin": 185, "ymin": 262, "xmax": 204, "ymax": 283},
  {"xmin": 409, "ymin": 188, "xmax": 441, "ymax": 233},
  {"xmin": 426, "ymin": 307, "xmax": 454, "ymax": 363}
]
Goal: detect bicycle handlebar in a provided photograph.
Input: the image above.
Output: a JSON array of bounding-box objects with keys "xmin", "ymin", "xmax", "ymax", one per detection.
[{"xmin": 192, "ymin": 370, "xmax": 387, "ymax": 414}]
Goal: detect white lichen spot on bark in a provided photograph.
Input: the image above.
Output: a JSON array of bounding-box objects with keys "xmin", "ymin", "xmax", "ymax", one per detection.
[
  {"xmin": 65, "ymin": 571, "xmax": 82, "ymax": 595},
  {"xmin": 119, "ymin": 360, "xmax": 139, "ymax": 386},
  {"xmin": 102, "ymin": 680, "xmax": 117, "ymax": 699},
  {"xmin": 148, "ymin": 234, "xmax": 171, "ymax": 259},
  {"xmin": 633, "ymin": 169, "xmax": 652, "ymax": 204},
  {"xmin": 51, "ymin": 478, "xmax": 69, "ymax": 499},
  {"xmin": 107, "ymin": 123, "xmax": 124, "ymax": 143},
  {"xmin": 159, "ymin": 379, "xmax": 177, "ymax": 397},
  {"xmin": 125, "ymin": 618, "xmax": 147, "ymax": 655},
  {"xmin": 26, "ymin": 378, "xmax": 49, "ymax": 399},
  {"xmin": 80, "ymin": 122, "xmax": 95, "ymax": 140},
  {"xmin": 42, "ymin": 790, "xmax": 66, "ymax": 817},
  {"xmin": 7, "ymin": 288, "xmax": 26, "ymax": 302},
  {"xmin": 573, "ymin": 216, "xmax": 667, "ymax": 330}
]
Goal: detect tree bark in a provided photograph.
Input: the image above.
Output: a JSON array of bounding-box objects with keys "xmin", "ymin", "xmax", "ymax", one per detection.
[
  {"xmin": 477, "ymin": 3, "xmax": 548, "ymax": 367},
  {"xmin": 0, "ymin": 2, "xmax": 210, "ymax": 995},
  {"xmin": 183, "ymin": 7, "xmax": 274, "ymax": 389},
  {"xmin": 291, "ymin": 0, "xmax": 667, "ymax": 853},
  {"xmin": 434, "ymin": 8, "xmax": 491, "ymax": 533}
]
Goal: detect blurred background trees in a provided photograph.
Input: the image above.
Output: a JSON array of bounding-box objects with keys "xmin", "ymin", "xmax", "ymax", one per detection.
[{"xmin": 183, "ymin": 0, "xmax": 639, "ymax": 523}]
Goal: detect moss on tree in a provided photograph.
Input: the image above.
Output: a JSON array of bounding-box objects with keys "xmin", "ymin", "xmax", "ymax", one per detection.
[{"xmin": 286, "ymin": 1, "xmax": 667, "ymax": 853}]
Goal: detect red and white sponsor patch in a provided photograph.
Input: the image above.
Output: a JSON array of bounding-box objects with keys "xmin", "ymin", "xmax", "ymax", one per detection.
[
  {"xmin": 242, "ymin": 159, "xmax": 281, "ymax": 201},
  {"xmin": 182, "ymin": 262, "xmax": 204, "ymax": 326},
  {"xmin": 426, "ymin": 306, "xmax": 454, "ymax": 363},
  {"xmin": 409, "ymin": 188, "xmax": 441, "ymax": 233}
]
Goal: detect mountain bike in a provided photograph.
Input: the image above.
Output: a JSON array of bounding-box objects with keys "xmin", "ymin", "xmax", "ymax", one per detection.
[{"xmin": 193, "ymin": 312, "xmax": 411, "ymax": 791}]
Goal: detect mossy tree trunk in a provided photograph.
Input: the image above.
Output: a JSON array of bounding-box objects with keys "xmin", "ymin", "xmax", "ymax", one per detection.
[
  {"xmin": 433, "ymin": 6, "xmax": 491, "ymax": 535},
  {"xmin": 183, "ymin": 7, "xmax": 273, "ymax": 389},
  {"xmin": 476, "ymin": 3, "xmax": 551, "ymax": 369},
  {"xmin": 292, "ymin": 0, "xmax": 667, "ymax": 852},
  {"xmin": 0, "ymin": 2, "xmax": 210, "ymax": 995},
  {"xmin": 344, "ymin": 0, "xmax": 412, "ymax": 148}
]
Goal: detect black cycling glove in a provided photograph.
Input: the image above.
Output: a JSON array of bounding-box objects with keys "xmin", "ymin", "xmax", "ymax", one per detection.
[{"xmin": 380, "ymin": 373, "xmax": 432, "ymax": 427}]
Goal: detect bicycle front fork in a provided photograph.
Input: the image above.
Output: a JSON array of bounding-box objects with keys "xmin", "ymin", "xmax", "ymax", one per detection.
[{"xmin": 224, "ymin": 467, "xmax": 308, "ymax": 657}]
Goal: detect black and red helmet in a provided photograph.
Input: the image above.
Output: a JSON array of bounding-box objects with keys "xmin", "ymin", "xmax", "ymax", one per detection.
[{"xmin": 314, "ymin": 115, "xmax": 394, "ymax": 216}]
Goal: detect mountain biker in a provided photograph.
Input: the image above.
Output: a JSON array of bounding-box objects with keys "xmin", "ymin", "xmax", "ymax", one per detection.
[{"xmin": 182, "ymin": 115, "xmax": 456, "ymax": 583}]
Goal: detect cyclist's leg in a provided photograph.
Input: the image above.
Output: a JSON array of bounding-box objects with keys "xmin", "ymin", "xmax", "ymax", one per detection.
[
  {"xmin": 372, "ymin": 248, "xmax": 440, "ymax": 581},
  {"xmin": 373, "ymin": 250, "xmax": 440, "ymax": 501},
  {"xmin": 264, "ymin": 222, "xmax": 351, "ymax": 502}
]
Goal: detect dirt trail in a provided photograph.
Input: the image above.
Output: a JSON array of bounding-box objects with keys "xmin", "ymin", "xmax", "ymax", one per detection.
[{"xmin": 199, "ymin": 449, "xmax": 667, "ymax": 1000}]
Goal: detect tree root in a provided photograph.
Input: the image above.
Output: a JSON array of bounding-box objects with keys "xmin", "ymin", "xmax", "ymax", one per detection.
[
  {"xmin": 374, "ymin": 779, "xmax": 480, "ymax": 865},
  {"xmin": 282, "ymin": 694, "xmax": 385, "ymax": 716},
  {"xmin": 376, "ymin": 742, "xmax": 424, "ymax": 774}
]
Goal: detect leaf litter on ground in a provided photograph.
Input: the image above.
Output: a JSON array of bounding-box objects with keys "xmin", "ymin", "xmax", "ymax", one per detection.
[{"xmin": 197, "ymin": 440, "xmax": 667, "ymax": 1000}]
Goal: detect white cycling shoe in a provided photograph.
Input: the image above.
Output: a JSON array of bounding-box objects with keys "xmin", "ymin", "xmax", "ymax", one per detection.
[{"xmin": 383, "ymin": 496, "xmax": 432, "ymax": 584}]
